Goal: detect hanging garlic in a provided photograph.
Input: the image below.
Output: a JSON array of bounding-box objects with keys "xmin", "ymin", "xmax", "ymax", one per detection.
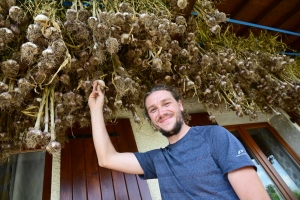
[
  {"xmin": 34, "ymin": 14, "xmax": 49, "ymax": 26},
  {"xmin": 177, "ymin": 0, "xmax": 188, "ymax": 9}
]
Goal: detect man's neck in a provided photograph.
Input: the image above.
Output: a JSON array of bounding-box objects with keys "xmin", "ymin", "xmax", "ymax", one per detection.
[{"xmin": 168, "ymin": 124, "xmax": 191, "ymax": 144}]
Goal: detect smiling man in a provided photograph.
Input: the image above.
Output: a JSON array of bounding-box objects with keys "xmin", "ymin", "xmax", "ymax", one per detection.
[
  {"xmin": 144, "ymin": 89, "xmax": 188, "ymax": 139},
  {"xmin": 89, "ymin": 83, "xmax": 270, "ymax": 200}
]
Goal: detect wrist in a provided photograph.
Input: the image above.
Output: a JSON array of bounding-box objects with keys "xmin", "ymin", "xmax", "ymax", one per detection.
[{"xmin": 90, "ymin": 107, "xmax": 103, "ymax": 114}]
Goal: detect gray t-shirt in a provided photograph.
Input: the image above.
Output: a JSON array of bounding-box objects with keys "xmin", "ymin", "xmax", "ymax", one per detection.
[{"xmin": 134, "ymin": 125, "xmax": 256, "ymax": 199}]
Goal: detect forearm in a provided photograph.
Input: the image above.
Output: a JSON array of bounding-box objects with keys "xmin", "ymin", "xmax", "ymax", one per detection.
[
  {"xmin": 229, "ymin": 166, "xmax": 270, "ymax": 200},
  {"xmin": 90, "ymin": 108, "xmax": 117, "ymax": 167}
]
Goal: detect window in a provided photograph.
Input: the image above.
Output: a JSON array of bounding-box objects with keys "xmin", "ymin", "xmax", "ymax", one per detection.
[
  {"xmin": 225, "ymin": 123, "xmax": 300, "ymax": 200},
  {"xmin": 0, "ymin": 151, "xmax": 46, "ymax": 200}
]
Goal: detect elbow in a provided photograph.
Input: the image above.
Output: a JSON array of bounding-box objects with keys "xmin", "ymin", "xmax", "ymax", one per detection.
[
  {"xmin": 98, "ymin": 163, "xmax": 105, "ymax": 168},
  {"xmin": 98, "ymin": 156, "xmax": 112, "ymax": 168},
  {"xmin": 97, "ymin": 150, "xmax": 117, "ymax": 168},
  {"xmin": 98, "ymin": 159, "xmax": 108, "ymax": 168}
]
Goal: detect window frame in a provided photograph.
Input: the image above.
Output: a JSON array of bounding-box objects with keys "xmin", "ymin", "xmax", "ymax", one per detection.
[{"xmin": 225, "ymin": 122, "xmax": 299, "ymax": 200}]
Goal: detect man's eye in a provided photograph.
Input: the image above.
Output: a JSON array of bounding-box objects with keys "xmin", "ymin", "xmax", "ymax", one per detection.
[
  {"xmin": 164, "ymin": 102, "xmax": 171, "ymax": 106},
  {"xmin": 150, "ymin": 108, "xmax": 156, "ymax": 113}
]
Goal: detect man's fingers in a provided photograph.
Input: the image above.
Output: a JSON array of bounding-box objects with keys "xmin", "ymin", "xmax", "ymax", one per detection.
[
  {"xmin": 97, "ymin": 84, "xmax": 101, "ymax": 92},
  {"xmin": 92, "ymin": 81, "xmax": 98, "ymax": 91}
]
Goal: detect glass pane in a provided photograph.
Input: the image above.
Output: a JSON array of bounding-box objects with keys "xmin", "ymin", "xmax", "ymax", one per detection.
[
  {"xmin": 0, "ymin": 151, "xmax": 45, "ymax": 200},
  {"xmin": 247, "ymin": 128, "xmax": 300, "ymax": 197},
  {"xmin": 230, "ymin": 131, "xmax": 284, "ymax": 200}
]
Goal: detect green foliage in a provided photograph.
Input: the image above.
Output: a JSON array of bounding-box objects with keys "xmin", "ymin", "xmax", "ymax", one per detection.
[
  {"xmin": 293, "ymin": 190, "xmax": 300, "ymax": 200},
  {"xmin": 266, "ymin": 184, "xmax": 281, "ymax": 200}
]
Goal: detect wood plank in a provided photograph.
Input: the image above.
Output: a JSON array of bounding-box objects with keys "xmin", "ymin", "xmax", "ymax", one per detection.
[
  {"xmin": 84, "ymin": 138, "xmax": 102, "ymax": 200},
  {"xmin": 111, "ymin": 170, "xmax": 129, "ymax": 200},
  {"xmin": 136, "ymin": 176, "xmax": 152, "ymax": 200},
  {"xmin": 94, "ymin": 122, "xmax": 116, "ymax": 200},
  {"xmin": 124, "ymin": 174, "xmax": 141, "ymax": 200},
  {"xmin": 60, "ymin": 141, "xmax": 73, "ymax": 200},
  {"xmin": 71, "ymin": 140, "xmax": 87, "ymax": 200},
  {"xmin": 42, "ymin": 152, "xmax": 52, "ymax": 200},
  {"xmin": 271, "ymin": 1, "xmax": 300, "ymax": 28},
  {"xmin": 99, "ymin": 167, "xmax": 115, "ymax": 200},
  {"xmin": 115, "ymin": 119, "xmax": 141, "ymax": 200},
  {"xmin": 120, "ymin": 118, "xmax": 152, "ymax": 200},
  {"xmin": 111, "ymin": 137, "xmax": 129, "ymax": 200},
  {"xmin": 230, "ymin": 0, "xmax": 251, "ymax": 18},
  {"xmin": 115, "ymin": 119, "xmax": 130, "ymax": 153},
  {"xmin": 237, "ymin": 0, "xmax": 284, "ymax": 36}
]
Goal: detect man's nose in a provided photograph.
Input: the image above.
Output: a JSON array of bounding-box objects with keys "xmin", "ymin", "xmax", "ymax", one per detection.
[{"xmin": 157, "ymin": 107, "xmax": 167, "ymax": 117}]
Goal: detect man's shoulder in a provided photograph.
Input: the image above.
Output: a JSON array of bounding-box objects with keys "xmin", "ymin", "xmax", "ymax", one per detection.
[
  {"xmin": 134, "ymin": 148, "xmax": 163, "ymax": 159},
  {"xmin": 189, "ymin": 125, "xmax": 231, "ymax": 143},
  {"xmin": 190, "ymin": 125, "xmax": 225, "ymax": 134}
]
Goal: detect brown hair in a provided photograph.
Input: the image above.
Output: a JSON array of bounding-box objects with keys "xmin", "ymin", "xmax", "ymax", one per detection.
[{"xmin": 143, "ymin": 84, "xmax": 191, "ymax": 124}]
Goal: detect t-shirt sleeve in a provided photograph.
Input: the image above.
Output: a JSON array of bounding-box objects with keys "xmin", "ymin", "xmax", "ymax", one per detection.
[
  {"xmin": 206, "ymin": 126, "xmax": 256, "ymax": 175},
  {"xmin": 134, "ymin": 149, "xmax": 159, "ymax": 180}
]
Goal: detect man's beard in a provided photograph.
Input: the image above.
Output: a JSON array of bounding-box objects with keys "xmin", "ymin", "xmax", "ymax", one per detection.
[{"xmin": 158, "ymin": 114, "xmax": 184, "ymax": 138}]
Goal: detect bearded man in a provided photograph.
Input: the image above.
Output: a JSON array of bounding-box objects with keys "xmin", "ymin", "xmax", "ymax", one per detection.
[{"xmin": 88, "ymin": 82, "xmax": 270, "ymax": 200}]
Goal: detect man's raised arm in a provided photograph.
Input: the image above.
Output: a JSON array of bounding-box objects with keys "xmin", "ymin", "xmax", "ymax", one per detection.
[{"xmin": 88, "ymin": 80, "xmax": 143, "ymax": 174}]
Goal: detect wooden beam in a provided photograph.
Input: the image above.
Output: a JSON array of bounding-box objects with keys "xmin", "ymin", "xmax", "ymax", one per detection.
[
  {"xmin": 236, "ymin": 0, "xmax": 283, "ymax": 36},
  {"xmin": 230, "ymin": 0, "xmax": 252, "ymax": 19},
  {"xmin": 268, "ymin": 1, "xmax": 300, "ymax": 51},
  {"xmin": 271, "ymin": 2, "xmax": 300, "ymax": 28}
]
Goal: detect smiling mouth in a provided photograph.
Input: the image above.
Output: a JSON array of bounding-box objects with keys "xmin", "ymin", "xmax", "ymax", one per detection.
[
  {"xmin": 159, "ymin": 118, "xmax": 170, "ymax": 123},
  {"xmin": 158, "ymin": 114, "xmax": 173, "ymax": 123}
]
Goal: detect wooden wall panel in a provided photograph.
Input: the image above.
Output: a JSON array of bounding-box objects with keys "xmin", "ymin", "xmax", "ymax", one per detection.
[
  {"xmin": 84, "ymin": 139, "xmax": 102, "ymax": 200},
  {"xmin": 60, "ymin": 141, "xmax": 73, "ymax": 200},
  {"xmin": 110, "ymin": 137, "xmax": 129, "ymax": 200},
  {"xmin": 115, "ymin": 119, "xmax": 142, "ymax": 200},
  {"xmin": 99, "ymin": 167, "xmax": 115, "ymax": 199},
  {"xmin": 116, "ymin": 119, "xmax": 152, "ymax": 200},
  {"xmin": 124, "ymin": 174, "xmax": 141, "ymax": 200},
  {"xmin": 71, "ymin": 139, "xmax": 87, "ymax": 200},
  {"xmin": 136, "ymin": 177, "xmax": 152, "ymax": 200},
  {"xmin": 59, "ymin": 119, "xmax": 152, "ymax": 200},
  {"xmin": 42, "ymin": 152, "xmax": 52, "ymax": 200},
  {"xmin": 121, "ymin": 119, "xmax": 138, "ymax": 152}
]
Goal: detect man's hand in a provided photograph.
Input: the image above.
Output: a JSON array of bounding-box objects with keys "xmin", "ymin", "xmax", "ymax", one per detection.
[{"xmin": 88, "ymin": 80, "xmax": 105, "ymax": 110}]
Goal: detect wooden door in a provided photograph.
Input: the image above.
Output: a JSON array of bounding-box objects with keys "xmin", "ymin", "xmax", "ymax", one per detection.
[
  {"xmin": 188, "ymin": 113, "xmax": 216, "ymax": 126},
  {"xmin": 60, "ymin": 119, "xmax": 151, "ymax": 200}
]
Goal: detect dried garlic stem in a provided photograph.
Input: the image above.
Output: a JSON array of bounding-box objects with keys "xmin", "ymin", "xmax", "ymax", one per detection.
[
  {"xmin": 45, "ymin": 52, "xmax": 71, "ymax": 85},
  {"xmin": 43, "ymin": 88, "xmax": 49, "ymax": 133},
  {"xmin": 92, "ymin": 0, "xmax": 96, "ymax": 16},
  {"xmin": 50, "ymin": 86, "xmax": 55, "ymax": 141},
  {"xmin": 34, "ymin": 86, "xmax": 49, "ymax": 130},
  {"xmin": 8, "ymin": 79, "xmax": 15, "ymax": 91}
]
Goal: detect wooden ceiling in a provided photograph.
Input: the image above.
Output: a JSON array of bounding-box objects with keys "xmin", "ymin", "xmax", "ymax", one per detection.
[{"xmin": 214, "ymin": 0, "xmax": 300, "ymax": 54}]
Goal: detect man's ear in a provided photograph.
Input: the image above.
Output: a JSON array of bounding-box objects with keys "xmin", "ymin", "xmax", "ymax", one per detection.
[{"xmin": 178, "ymin": 100, "xmax": 184, "ymax": 111}]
